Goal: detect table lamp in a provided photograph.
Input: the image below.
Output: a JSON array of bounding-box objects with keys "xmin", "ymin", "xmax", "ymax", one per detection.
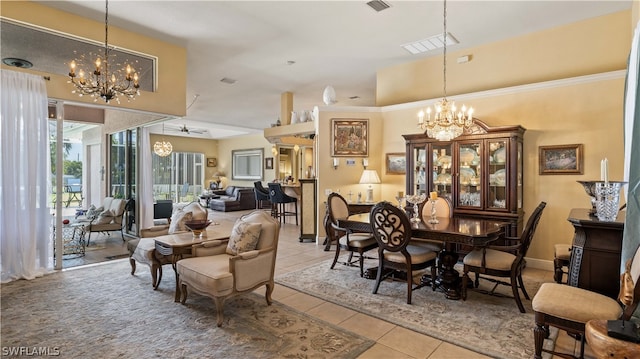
[
  {"xmin": 359, "ymin": 169, "xmax": 380, "ymax": 203},
  {"xmin": 213, "ymin": 171, "xmax": 225, "ymax": 188}
]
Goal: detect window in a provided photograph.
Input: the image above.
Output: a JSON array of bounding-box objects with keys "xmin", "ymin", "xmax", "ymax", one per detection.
[
  {"xmin": 152, "ymin": 151, "xmax": 204, "ymax": 202},
  {"xmin": 232, "ymin": 148, "xmax": 263, "ymax": 180}
]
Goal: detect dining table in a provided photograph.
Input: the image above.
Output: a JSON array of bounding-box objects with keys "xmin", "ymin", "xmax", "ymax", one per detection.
[{"xmin": 338, "ymin": 212, "xmax": 508, "ymax": 300}]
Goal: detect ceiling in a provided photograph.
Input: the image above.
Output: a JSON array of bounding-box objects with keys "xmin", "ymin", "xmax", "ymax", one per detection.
[{"xmin": 3, "ymin": 1, "xmax": 632, "ymax": 139}]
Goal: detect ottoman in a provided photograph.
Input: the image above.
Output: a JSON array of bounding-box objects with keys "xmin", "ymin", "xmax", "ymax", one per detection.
[{"xmin": 127, "ymin": 238, "xmax": 171, "ymax": 289}]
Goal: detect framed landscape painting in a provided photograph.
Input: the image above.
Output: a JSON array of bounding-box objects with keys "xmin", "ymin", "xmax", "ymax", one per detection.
[
  {"xmin": 386, "ymin": 153, "xmax": 406, "ymax": 175},
  {"xmin": 331, "ymin": 119, "xmax": 368, "ymax": 157},
  {"xmin": 539, "ymin": 144, "xmax": 583, "ymax": 175}
]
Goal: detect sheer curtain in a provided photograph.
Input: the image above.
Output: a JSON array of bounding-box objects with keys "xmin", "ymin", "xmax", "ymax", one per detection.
[
  {"xmin": 1, "ymin": 70, "xmax": 52, "ymax": 282},
  {"xmin": 139, "ymin": 126, "xmax": 154, "ymax": 230},
  {"xmin": 622, "ymin": 21, "xmax": 640, "ymax": 272}
]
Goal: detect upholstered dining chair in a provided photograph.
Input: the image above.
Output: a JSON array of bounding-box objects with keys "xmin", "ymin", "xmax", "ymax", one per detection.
[
  {"xmin": 370, "ymin": 201, "xmax": 438, "ymax": 304},
  {"xmin": 461, "ymin": 201, "xmax": 546, "ymax": 313},
  {"xmin": 532, "ymin": 244, "xmax": 640, "ymax": 359},
  {"xmin": 268, "ymin": 182, "xmax": 298, "ymax": 225},
  {"xmin": 327, "ymin": 192, "xmax": 377, "ymax": 277},
  {"xmin": 177, "ymin": 210, "xmax": 280, "ymax": 326},
  {"xmin": 417, "ymin": 195, "xmax": 453, "ymax": 251}
]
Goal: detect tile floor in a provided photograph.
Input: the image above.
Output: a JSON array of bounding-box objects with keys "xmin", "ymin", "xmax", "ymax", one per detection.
[{"xmin": 63, "ymin": 208, "xmax": 595, "ymax": 359}]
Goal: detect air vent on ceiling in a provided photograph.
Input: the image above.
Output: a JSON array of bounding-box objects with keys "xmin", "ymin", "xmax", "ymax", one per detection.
[
  {"xmin": 401, "ymin": 32, "xmax": 459, "ymax": 55},
  {"xmin": 220, "ymin": 77, "xmax": 237, "ymax": 84},
  {"xmin": 366, "ymin": 0, "xmax": 390, "ymax": 12}
]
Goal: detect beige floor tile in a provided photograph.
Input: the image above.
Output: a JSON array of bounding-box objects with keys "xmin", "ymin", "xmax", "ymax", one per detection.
[
  {"xmin": 339, "ymin": 313, "xmax": 396, "ymax": 341},
  {"xmin": 356, "ymin": 343, "xmax": 416, "ymax": 359},
  {"xmin": 305, "ymin": 301, "xmax": 358, "ymax": 325},
  {"xmin": 427, "ymin": 342, "xmax": 493, "ymax": 359},
  {"xmin": 377, "ymin": 326, "xmax": 441, "ymax": 358},
  {"xmin": 276, "ymin": 291, "xmax": 325, "ymax": 312}
]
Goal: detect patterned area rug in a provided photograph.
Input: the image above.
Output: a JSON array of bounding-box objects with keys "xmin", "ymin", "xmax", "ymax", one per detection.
[
  {"xmin": 276, "ymin": 260, "xmax": 557, "ymax": 359},
  {"xmin": 1, "ymin": 259, "xmax": 373, "ymax": 359}
]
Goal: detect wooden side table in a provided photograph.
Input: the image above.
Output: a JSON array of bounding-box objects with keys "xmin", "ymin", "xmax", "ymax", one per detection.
[{"xmin": 585, "ymin": 319, "xmax": 640, "ymax": 358}]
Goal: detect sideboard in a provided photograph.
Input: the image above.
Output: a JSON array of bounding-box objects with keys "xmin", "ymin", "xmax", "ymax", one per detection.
[{"xmin": 567, "ymin": 208, "xmax": 625, "ymax": 299}]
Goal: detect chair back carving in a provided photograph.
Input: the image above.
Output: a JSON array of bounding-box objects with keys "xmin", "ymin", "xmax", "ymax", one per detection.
[
  {"xmin": 370, "ymin": 201, "xmax": 411, "ymax": 253},
  {"xmin": 621, "ymin": 244, "xmax": 640, "ymax": 319},
  {"xmin": 327, "ymin": 192, "xmax": 349, "ymax": 224},
  {"xmin": 513, "ymin": 202, "xmax": 546, "ymax": 267}
]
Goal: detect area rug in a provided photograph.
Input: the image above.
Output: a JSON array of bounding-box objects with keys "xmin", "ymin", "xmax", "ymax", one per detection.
[
  {"xmin": 1, "ymin": 259, "xmax": 374, "ymax": 359},
  {"xmin": 276, "ymin": 260, "xmax": 558, "ymax": 359}
]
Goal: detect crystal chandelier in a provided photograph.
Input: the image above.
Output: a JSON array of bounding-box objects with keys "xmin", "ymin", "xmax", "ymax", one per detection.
[
  {"xmin": 417, "ymin": 0, "xmax": 474, "ymax": 141},
  {"xmin": 154, "ymin": 124, "xmax": 172, "ymax": 157},
  {"xmin": 68, "ymin": 0, "xmax": 140, "ymax": 104}
]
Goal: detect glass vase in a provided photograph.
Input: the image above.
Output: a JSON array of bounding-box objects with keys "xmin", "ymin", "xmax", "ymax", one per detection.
[{"xmin": 595, "ymin": 182, "xmax": 623, "ymax": 222}]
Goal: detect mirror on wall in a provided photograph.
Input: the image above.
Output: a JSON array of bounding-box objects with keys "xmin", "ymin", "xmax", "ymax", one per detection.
[{"xmin": 274, "ymin": 144, "xmax": 314, "ymax": 183}]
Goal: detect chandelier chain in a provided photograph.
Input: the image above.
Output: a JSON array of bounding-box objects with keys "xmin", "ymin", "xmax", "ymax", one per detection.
[{"xmin": 443, "ymin": 0, "xmax": 447, "ymax": 99}]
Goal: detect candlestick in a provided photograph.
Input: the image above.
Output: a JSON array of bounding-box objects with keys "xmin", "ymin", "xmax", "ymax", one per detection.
[{"xmin": 430, "ymin": 191, "xmax": 438, "ymax": 201}]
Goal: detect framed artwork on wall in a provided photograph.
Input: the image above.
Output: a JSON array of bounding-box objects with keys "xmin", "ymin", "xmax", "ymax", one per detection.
[
  {"xmin": 331, "ymin": 119, "xmax": 368, "ymax": 157},
  {"xmin": 265, "ymin": 157, "xmax": 274, "ymax": 170},
  {"xmin": 539, "ymin": 144, "xmax": 583, "ymax": 175},
  {"xmin": 386, "ymin": 152, "xmax": 406, "ymax": 174},
  {"xmin": 207, "ymin": 157, "xmax": 217, "ymax": 167}
]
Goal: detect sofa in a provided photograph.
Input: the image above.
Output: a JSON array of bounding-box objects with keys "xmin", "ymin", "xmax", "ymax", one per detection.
[{"xmin": 209, "ymin": 186, "xmax": 256, "ymax": 212}]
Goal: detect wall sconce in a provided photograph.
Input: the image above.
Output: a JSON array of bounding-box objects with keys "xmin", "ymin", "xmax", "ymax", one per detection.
[
  {"xmin": 332, "ymin": 158, "xmax": 339, "ymax": 170},
  {"xmin": 362, "ymin": 158, "xmax": 369, "ymax": 169},
  {"xmin": 271, "ymin": 145, "xmax": 278, "ymax": 157}
]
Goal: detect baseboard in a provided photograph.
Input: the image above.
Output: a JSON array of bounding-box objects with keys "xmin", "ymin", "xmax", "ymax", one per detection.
[{"xmin": 525, "ymin": 257, "xmax": 554, "ymax": 272}]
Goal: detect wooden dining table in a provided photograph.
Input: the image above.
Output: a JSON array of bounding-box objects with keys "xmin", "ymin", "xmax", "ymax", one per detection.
[{"xmin": 338, "ymin": 212, "xmax": 508, "ymax": 300}]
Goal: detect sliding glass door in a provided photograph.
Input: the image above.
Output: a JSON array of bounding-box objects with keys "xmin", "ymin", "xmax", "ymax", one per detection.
[
  {"xmin": 152, "ymin": 152, "xmax": 204, "ymax": 203},
  {"xmin": 110, "ymin": 129, "xmax": 137, "ymax": 235}
]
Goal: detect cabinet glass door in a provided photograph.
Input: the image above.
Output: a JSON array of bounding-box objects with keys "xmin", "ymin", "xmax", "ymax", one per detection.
[
  {"xmin": 488, "ymin": 140, "xmax": 508, "ymax": 209},
  {"xmin": 413, "ymin": 146, "xmax": 427, "ymax": 195},
  {"xmin": 458, "ymin": 142, "xmax": 481, "ymax": 208},
  {"xmin": 432, "ymin": 143, "xmax": 452, "ymax": 201}
]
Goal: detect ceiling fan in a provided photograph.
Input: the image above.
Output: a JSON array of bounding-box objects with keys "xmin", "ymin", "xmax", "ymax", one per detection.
[{"xmin": 165, "ymin": 123, "xmax": 208, "ymax": 135}]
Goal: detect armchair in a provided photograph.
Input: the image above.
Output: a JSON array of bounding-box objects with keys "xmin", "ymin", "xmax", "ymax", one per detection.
[
  {"xmin": 176, "ymin": 210, "xmax": 280, "ymax": 326},
  {"xmin": 83, "ymin": 197, "xmax": 126, "ymax": 246}
]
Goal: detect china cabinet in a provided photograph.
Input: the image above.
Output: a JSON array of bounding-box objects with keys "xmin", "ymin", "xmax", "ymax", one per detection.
[{"xmin": 403, "ymin": 119, "xmax": 525, "ymax": 236}]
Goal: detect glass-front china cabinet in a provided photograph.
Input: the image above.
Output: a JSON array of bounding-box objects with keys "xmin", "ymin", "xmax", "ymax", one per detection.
[{"xmin": 403, "ymin": 119, "xmax": 525, "ymax": 236}]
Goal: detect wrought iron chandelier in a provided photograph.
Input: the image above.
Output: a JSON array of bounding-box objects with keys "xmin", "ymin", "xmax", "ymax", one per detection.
[
  {"xmin": 417, "ymin": 0, "xmax": 474, "ymax": 141},
  {"xmin": 68, "ymin": 0, "xmax": 140, "ymax": 103},
  {"xmin": 154, "ymin": 124, "xmax": 173, "ymax": 157}
]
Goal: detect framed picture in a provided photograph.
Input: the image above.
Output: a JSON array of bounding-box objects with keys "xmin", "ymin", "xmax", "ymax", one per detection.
[
  {"xmin": 539, "ymin": 144, "xmax": 583, "ymax": 175},
  {"xmin": 331, "ymin": 119, "xmax": 368, "ymax": 157},
  {"xmin": 207, "ymin": 157, "xmax": 217, "ymax": 167},
  {"xmin": 386, "ymin": 152, "xmax": 406, "ymax": 174},
  {"xmin": 265, "ymin": 157, "xmax": 274, "ymax": 170}
]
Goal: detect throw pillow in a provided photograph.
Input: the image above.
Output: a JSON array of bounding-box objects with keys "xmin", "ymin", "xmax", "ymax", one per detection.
[
  {"xmin": 226, "ymin": 219, "xmax": 262, "ymax": 255},
  {"xmin": 95, "ymin": 209, "xmax": 115, "ymax": 224},
  {"xmin": 86, "ymin": 205, "xmax": 104, "ymax": 220},
  {"xmin": 168, "ymin": 210, "xmax": 193, "ymax": 234}
]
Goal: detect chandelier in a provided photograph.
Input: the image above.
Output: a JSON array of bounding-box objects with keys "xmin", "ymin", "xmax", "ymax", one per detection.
[
  {"xmin": 154, "ymin": 124, "xmax": 173, "ymax": 157},
  {"xmin": 68, "ymin": 0, "xmax": 140, "ymax": 103},
  {"xmin": 417, "ymin": 0, "xmax": 474, "ymax": 141}
]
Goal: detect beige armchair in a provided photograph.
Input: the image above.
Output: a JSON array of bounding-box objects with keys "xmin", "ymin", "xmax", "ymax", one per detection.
[
  {"xmin": 176, "ymin": 210, "xmax": 280, "ymax": 326},
  {"xmin": 83, "ymin": 197, "xmax": 126, "ymax": 246}
]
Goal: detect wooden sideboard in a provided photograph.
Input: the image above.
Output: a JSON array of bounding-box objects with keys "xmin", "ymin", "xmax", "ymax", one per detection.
[
  {"xmin": 567, "ymin": 208, "xmax": 625, "ymax": 299},
  {"xmin": 299, "ymin": 179, "xmax": 317, "ymax": 242}
]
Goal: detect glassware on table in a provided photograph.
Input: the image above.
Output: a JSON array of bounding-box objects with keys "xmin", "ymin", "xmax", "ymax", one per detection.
[
  {"xmin": 406, "ymin": 194, "xmax": 426, "ymax": 223},
  {"xmin": 595, "ymin": 182, "xmax": 625, "ymax": 222},
  {"xmin": 427, "ymin": 192, "xmax": 439, "ymax": 224},
  {"xmin": 395, "ymin": 192, "xmax": 405, "ymax": 209}
]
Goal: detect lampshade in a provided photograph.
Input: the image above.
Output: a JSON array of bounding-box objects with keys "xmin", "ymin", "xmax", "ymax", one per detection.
[
  {"xmin": 359, "ymin": 170, "xmax": 381, "ymax": 185},
  {"xmin": 213, "ymin": 171, "xmax": 226, "ymax": 178}
]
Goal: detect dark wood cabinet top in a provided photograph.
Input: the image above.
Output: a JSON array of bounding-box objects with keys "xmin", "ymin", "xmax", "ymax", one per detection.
[{"xmin": 567, "ymin": 208, "xmax": 625, "ymax": 229}]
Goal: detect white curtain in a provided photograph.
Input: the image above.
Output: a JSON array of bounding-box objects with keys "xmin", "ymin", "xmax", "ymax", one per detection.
[
  {"xmin": 1, "ymin": 70, "xmax": 52, "ymax": 282},
  {"xmin": 139, "ymin": 126, "xmax": 154, "ymax": 230}
]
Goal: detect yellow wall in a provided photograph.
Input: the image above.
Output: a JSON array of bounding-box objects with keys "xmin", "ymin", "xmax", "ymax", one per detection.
[
  {"xmin": 217, "ymin": 134, "xmax": 274, "ymax": 188},
  {"xmin": 377, "ymin": 11, "xmax": 630, "ymax": 106},
  {"xmin": 1, "ymin": 1, "xmax": 187, "ymax": 117},
  {"xmin": 148, "ymin": 134, "xmax": 218, "ymax": 189}
]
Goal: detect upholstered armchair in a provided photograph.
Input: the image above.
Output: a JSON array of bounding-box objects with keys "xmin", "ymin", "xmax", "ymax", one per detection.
[
  {"xmin": 176, "ymin": 210, "xmax": 281, "ymax": 326},
  {"xmin": 82, "ymin": 197, "xmax": 126, "ymax": 246}
]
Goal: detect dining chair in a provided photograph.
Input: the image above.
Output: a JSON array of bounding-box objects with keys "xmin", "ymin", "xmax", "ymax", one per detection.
[
  {"xmin": 417, "ymin": 196, "xmax": 452, "ymax": 251},
  {"xmin": 267, "ymin": 182, "xmax": 298, "ymax": 225},
  {"xmin": 553, "ymin": 243, "xmax": 572, "ymax": 283},
  {"xmin": 327, "ymin": 192, "xmax": 377, "ymax": 277},
  {"xmin": 370, "ymin": 201, "xmax": 438, "ymax": 304},
  {"xmin": 532, "ymin": 244, "xmax": 640, "ymax": 359},
  {"xmin": 461, "ymin": 201, "xmax": 546, "ymax": 313}
]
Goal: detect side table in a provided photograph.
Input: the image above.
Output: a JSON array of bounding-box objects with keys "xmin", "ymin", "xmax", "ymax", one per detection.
[{"xmin": 53, "ymin": 222, "xmax": 86, "ymax": 258}]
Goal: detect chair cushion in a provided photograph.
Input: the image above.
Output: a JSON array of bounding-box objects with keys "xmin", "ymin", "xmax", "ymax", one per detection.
[
  {"xmin": 532, "ymin": 283, "xmax": 622, "ymax": 323},
  {"xmin": 554, "ymin": 244, "xmax": 572, "ymax": 261},
  {"xmin": 384, "ymin": 244, "xmax": 437, "ymax": 264},
  {"xmin": 463, "ymin": 248, "xmax": 515, "ymax": 271},
  {"xmin": 85, "ymin": 205, "xmax": 104, "ymax": 220},
  {"xmin": 168, "ymin": 210, "xmax": 193, "ymax": 234},
  {"xmin": 95, "ymin": 209, "xmax": 116, "ymax": 224},
  {"xmin": 181, "ymin": 202, "xmax": 208, "ymax": 221},
  {"xmin": 226, "ymin": 219, "xmax": 262, "ymax": 255},
  {"xmin": 177, "ymin": 255, "xmax": 234, "ymax": 296},
  {"xmin": 338, "ymin": 233, "xmax": 376, "ymax": 248}
]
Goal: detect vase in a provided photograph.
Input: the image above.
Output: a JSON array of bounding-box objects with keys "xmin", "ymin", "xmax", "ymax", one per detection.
[{"xmin": 595, "ymin": 182, "xmax": 624, "ymax": 221}]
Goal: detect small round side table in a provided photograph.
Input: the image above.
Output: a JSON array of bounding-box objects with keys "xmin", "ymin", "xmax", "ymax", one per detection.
[{"xmin": 585, "ymin": 319, "xmax": 640, "ymax": 359}]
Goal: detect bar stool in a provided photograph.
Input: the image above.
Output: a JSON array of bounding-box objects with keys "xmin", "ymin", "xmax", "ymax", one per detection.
[
  {"xmin": 267, "ymin": 183, "xmax": 298, "ymax": 225},
  {"xmin": 253, "ymin": 181, "xmax": 271, "ymax": 210},
  {"xmin": 553, "ymin": 244, "xmax": 571, "ymax": 283}
]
